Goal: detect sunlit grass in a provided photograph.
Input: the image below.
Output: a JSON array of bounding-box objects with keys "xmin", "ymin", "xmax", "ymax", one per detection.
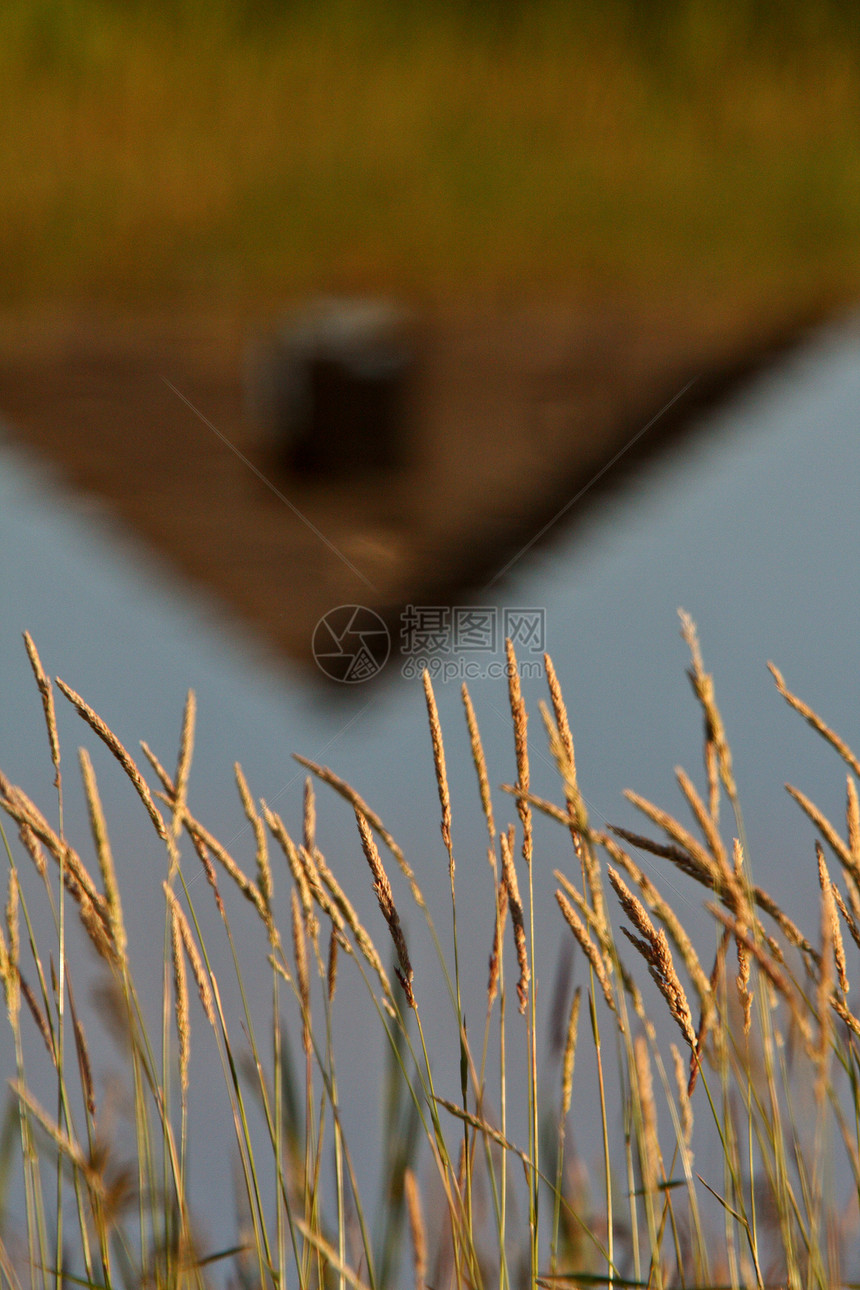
[
  {"xmin": 2, "ymin": 0, "xmax": 860, "ymax": 308},
  {"xmin": 3, "ymin": 612, "xmax": 860, "ymax": 1286}
]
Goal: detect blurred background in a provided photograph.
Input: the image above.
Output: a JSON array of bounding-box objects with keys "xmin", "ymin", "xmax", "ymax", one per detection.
[
  {"xmin": 3, "ymin": 1, "xmax": 860, "ymax": 1280},
  {"xmin": 2, "ymin": 0, "xmax": 860, "ymax": 306},
  {"xmin": 3, "ymin": 0, "xmax": 860, "ymax": 664}
]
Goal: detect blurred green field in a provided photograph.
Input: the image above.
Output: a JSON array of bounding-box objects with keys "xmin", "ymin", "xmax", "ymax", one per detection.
[{"xmin": 3, "ymin": 0, "xmax": 860, "ymax": 309}]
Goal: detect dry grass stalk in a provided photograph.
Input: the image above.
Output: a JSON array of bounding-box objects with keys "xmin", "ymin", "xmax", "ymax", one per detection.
[
  {"xmin": 830, "ymin": 879, "xmax": 860, "ymax": 954},
  {"xmin": 12, "ymin": 1083, "xmax": 100, "ymax": 1190},
  {"xmin": 77, "ymin": 892, "xmax": 118, "ymax": 964},
  {"xmin": 675, "ymin": 765, "xmax": 727, "ymax": 873},
  {"xmin": 816, "ymin": 847, "xmax": 836, "ymax": 1089},
  {"xmin": 541, "ymin": 697, "xmax": 609, "ymax": 933},
  {"xmin": 23, "ymin": 632, "xmax": 60, "ymax": 787},
  {"xmin": 326, "ymin": 927, "xmax": 339, "ymax": 1003},
  {"xmin": 843, "ymin": 776, "xmax": 860, "ymax": 924},
  {"xmin": 79, "ymin": 747, "xmax": 126, "ymax": 959},
  {"xmin": 4, "ymin": 871, "xmax": 19, "ymax": 1012},
  {"xmin": 461, "ymin": 684, "xmax": 496, "ymax": 866},
  {"xmin": 235, "ymin": 764, "xmax": 272, "ymax": 917},
  {"xmin": 500, "ymin": 828, "xmax": 530, "ymax": 1014},
  {"xmin": 561, "ymin": 987, "xmax": 581, "ymax": 1119},
  {"xmin": 404, "ymin": 1166, "xmax": 427, "ymax": 1290},
  {"xmin": 679, "ymin": 610, "xmax": 737, "ymax": 803},
  {"xmin": 55, "ymin": 677, "xmax": 167, "ymax": 841},
  {"xmin": 544, "ymin": 654, "xmax": 577, "ymax": 797},
  {"xmin": 67, "ymin": 974, "xmax": 96, "ymax": 1118},
  {"xmin": 624, "ymin": 790, "xmax": 723, "ymax": 892},
  {"xmin": 170, "ymin": 899, "xmax": 191, "ymax": 1092},
  {"xmin": 554, "ymin": 871, "xmax": 609, "ymax": 948},
  {"xmin": 433, "ymin": 1097, "xmax": 529, "ymax": 1165},
  {"xmin": 554, "ymin": 889, "xmax": 615, "ymax": 1015},
  {"xmin": 817, "ymin": 843, "xmax": 849, "ymax": 994},
  {"xmin": 610, "ymin": 824, "xmax": 716, "ymax": 889},
  {"xmin": 670, "ymin": 1043, "xmax": 693, "ymax": 1147},
  {"xmin": 708, "ymin": 904, "xmax": 813, "ymax": 1046},
  {"xmin": 847, "ymin": 775, "xmax": 860, "ymax": 856},
  {"xmin": 299, "ymin": 846, "xmax": 344, "ymax": 939},
  {"xmin": 786, "ymin": 783, "xmax": 855, "ymax": 877},
  {"xmin": 268, "ymin": 954, "xmax": 291, "ymax": 987},
  {"xmin": 831, "ymin": 996, "xmax": 860, "ymax": 1041},
  {"xmin": 291, "ymin": 887, "xmax": 311, "ymax": 1054},
  {"xmin": 506, "ymin": 640, "xmax": 532, "ymax": 868},
  {"xmin": 3, "ymin": 786, "xmax": 102, "ymax": 911},
  {"xmin": 544, "ymin": 650, "xmax": 592, "ymax": 874},
  {"xmin": 164, "ymin": 885, "xmax": 215, "ymax": 1026},
  {"xmin": 422, "ymin": 670, "xmax": 454, "ymax": 875},
  {"xmin": 595, "ymin": 833, "xmax": 712, "ymax": 1011},
  {"xmin": 293, "ymin": 1220, "xmax": 373, "ymax": 1290},
  {"xmin": 19, "ymin": 973, "xmax": 52, "ymax": 1055},
  {"xmin": 310, "ymin": 846, "xmax": 394, "ymax": 1007},
  {"xmin": 732, "ymin": 842, "xmax": 753, "ymax": 1034},
  {"xmin": 750, "ymin": 885, "xmax": 819, "ymax": 969},
  {"xmin": 16, "ymin": 821, "xmax": 47, "ymax": 881},
  {"xmin": 186, "ymin": 830, "xmax": 225, "ymax": 917},
  {"xmin": 633, "ymin": 1035, "xmax": 660, "ymax": 1198},
  {"xmin": 172, "ymin": 690, "xmax": 196, "ymax": 837},
  {"xmin": 181, "ymin": 810, "xmax": 270, "ymax": 931},
  {"xmin": 769, "ymin": 662, "xmax": 860, "ymax": 779},
  {"xmin": 0, "ymin": 876, "xmax": 19, "ymax": 1023},
  {"xmin": 501, "ymin": 785, "xmax": 569, "ymax": 828},
  {"xmin": 294, "ymin": 755, "xmax": 426, "ymax": 911},
  {"xmin": 704, "ymin": 741, "xmax": 720, "ymax": 823},
  {"xmin": 355, "ymin": 808, "xmax": 415, "ymax": 1008},
  {"xmin": 690, "ymin": 929, "xmax": 729, "ymax": 1092},
  {"xmin": 610, "ymin": 815, "xmax": 814, "ymax": 967},
  {"xmin": 262, "ymin": 804, "xmax": 314, "ymax": 931},
  {"xmin": 140, "ymin": 740, "xmax": 173, "ymax": 795},
  {"xmin": 303, "ymin": 777, "xmax": 316, "ymax": 854},
  {"xmin": 735, "ymin": 928, "xmax": 753, "ymax": 1036},
  {"xmin": 487, "ymin": 876, "xmax": 508, "ymax": 1007},
  {"xmin": 608, "ymin": 867, "xmax": 697, "ymax": 1052},
  {"xmin": 1, "ymin": 786, "xmax": 117, "ymax": 962},
  {"xmin": 539, "ymin": 707, "xmax": 587, "ymax": 830}
]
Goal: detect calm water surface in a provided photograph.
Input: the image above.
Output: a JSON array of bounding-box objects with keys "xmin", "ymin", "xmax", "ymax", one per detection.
[{"xmin": 2, "ymin": 312, "xmax": 860, "ymax": 1272}]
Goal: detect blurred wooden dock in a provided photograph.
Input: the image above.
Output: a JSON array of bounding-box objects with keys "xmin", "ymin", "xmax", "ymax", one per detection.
[{"xmin": 0, "ymin": 295, "xmax": 826, "ymax": 678}]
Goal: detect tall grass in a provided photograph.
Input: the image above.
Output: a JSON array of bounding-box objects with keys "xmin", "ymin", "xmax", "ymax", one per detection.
[{"xmin": 2, "ymin": 614, "xmax": 860, "ymax": 1286}]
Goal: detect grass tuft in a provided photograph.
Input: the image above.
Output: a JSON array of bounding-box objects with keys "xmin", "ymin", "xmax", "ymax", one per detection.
[{"xmin": 3, "ymin": 615, "xmax": 860, "ymax": 1287}]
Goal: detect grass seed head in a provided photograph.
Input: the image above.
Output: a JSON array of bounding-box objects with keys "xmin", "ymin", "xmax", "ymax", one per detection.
[
  {"xmin": 79, "ymin": 748, "xmax": 127, "ymax": 960},
  {"xmin": 291, "ymin": 886, "xmax": 311, "ymax": 1053},
  {"xmin": 172, "ymin": 689, "xmax": 196, "ymax": 835},
  {"xmin": 488, "ymin": 875, "xmax": 509, "ymax": 1007},
  {"xmin": 423, "ymin": 669, "xmax": 453, "ymax": 868},
  {"xmin": 236, "ymin": 763, "xmax": 272, "ymax": 915},
  {"xmin": 24, "ymin": 632, "xmax": 60, "ymax": 786},
  {"xmin": 501, "ymin": 827, "xmax": 530, "ymax": 1013},
  {"xmin": 609, "ymin": 866, "xmax": 697, "ymax": 1051},
  {"xmin": 506, "ymin": 639, "xmax": 533, "ymax": 867},
  {"xmin": 561, "ymin": 986, "xmax": 582, "ymax": 1119},
  {"xmin": 462, "ymin": 683, "xmax": 496, "ymax": 857},
  {"xmin": 170, "ymin": 900, "xmax": 190, "ymax": 1092},
  {"xmin": 56, "ymin": 677, "xmax": 167, "ymax": 841},
  {"xmin": 355, "ymin": 808, "xmax": 414, "ymax": 1008},
  {"xmin": 404, "ymin": 1167, "xmax": 427, "ymax": 1290}
]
